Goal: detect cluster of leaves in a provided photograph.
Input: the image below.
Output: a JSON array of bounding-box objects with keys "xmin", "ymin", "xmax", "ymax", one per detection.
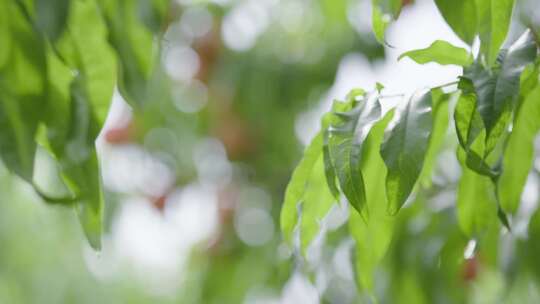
[
  {"xmin": 281, "ymin": 0, "xmax": 540, "ymax": 295},
  {"xmin": 0, "ymin": 0, "xmax": 169, "ymax": 249}
]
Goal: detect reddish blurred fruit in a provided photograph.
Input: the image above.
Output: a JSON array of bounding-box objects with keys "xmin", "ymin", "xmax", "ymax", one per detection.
[
  {"xmin": 104, "ymin": 123, "xmax": 134, "ymax": 144},
  {"xmin": 462, "ymin": 256, "xmax": 478, "ymax": 282}
]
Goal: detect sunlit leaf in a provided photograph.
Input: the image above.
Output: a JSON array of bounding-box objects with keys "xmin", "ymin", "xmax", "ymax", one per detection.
[
  {"xmin": 380, "ymin": 90, "xmax": 433, "ymax": 214},
  {"xmin": 280, "ymin": 133, "xmax": 324, "ymax": 245},
  {"xmin": 475, "ymin": 0, "xmax": 515, "ymax": 66},
  {"xmin": 300, "ymin": 157, "xmax": 336, "ymax": 252},
  {"xmin": 456, "ymin": 148, "xmax": 497, "ymax": 237},
  {"xmin": 398, "ymin": 40, "xmax": 472, "ymax": 66},
  {"xmin": 498, "ymin": 82, "xmax": 540, "ymax": 213},
  {"xmin": 434, "ymin": 0, "xmax": 477, "ymax": 45},
  {"xmin": 350, "ymin": 109, "xmax": 395, "ymax": 292}
]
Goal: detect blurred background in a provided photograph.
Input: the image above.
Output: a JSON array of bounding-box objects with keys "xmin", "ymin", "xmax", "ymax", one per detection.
[{"xmin": 1, "ymin": 0, "xmax": 540, "ymax": 303}]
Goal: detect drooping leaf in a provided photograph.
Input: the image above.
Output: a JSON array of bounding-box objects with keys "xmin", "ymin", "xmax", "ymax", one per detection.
[
  {"xmin": 63, "ymin": 76, "xmax": 105, "ymax": 250},
  {"xmin": 280, "ymin": 133, "xmax": 324, "ymax": 244},
  {"xmin": 371, "ymin": 0, "xmax": 402, "ymax": 45},
  {"xmin": 434, "ymin": 0, "xmax": 477, "ymax": 45},
  {"xmin": 456, "ymin": 148, "xmax": 497, "ymax": 237},
  {"xmin": 462, "ymin": 30, "xmax": 537, "ymax": 156},
  {"xmin": 350, "ymin": 109, "xmax": 395, "ymax": 292},
  {"xmin": 398, "ymin": 40, "xmax": 472, "ymax": 66},
  {"xmin": 34, "ymin": 0, "xmax": 70, "ymax": 41},
  {"xmin": 380, "ymin": 90, "xmax": 433, "ymax": 214},
  {"xmin": 498, "ymin": 82, "xmax": 540, "ymax": 213},
  {"xmin": 453, "ymin": 82, "xmax": 498, "ymax": 177},
  {"xmin": 96, "ymin": 0, "xmax": 159, "ymax": 107},
  {"xmin": 328, "ymin": 92, "xmax": 382, "ymax": 216},
  {"xmin": 0, "ymin": 1, "xmax": 46, "ymax": 181},
  {"xmin": 54, "ymin": 0, "xmax": 116, "ymax": 125},
  {"xmin": 419, "ymin": 89, "xmax": 451, "ymax": 186}
]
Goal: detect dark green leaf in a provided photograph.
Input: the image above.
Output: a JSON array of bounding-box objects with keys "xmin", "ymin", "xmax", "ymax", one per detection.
[
  {"xmin": 462, "ymin": 30, "xmax": 537, "ymax": 156},
  {"xmin": 398, "ymin": 40, "xmax": 472, "ymax": 66},
  {"xmin": 35, "ymin": 0, "xmax": 70, "ymax": 41},
  {"xmin": 380, "ymin": 90, "xmax": 433, "ymax": 214},
  {"xmin": 328, "ymin": 92, "xmax": 382, "ymax": 216}
]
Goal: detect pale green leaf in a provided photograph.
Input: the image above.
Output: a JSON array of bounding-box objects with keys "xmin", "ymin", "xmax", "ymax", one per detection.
[
  {"xmin": 498, "ymin": 83, "xmax": 540, "ymax": 213},
  {"xmin": 456, "ymin": 148, "xmax": 497, "ymax": 237},
  {"xmin": 280, "ymin": 133, "xmax": 324, "ymax": 244},
  {"xmin": 371, "ymin": 0, "xmax": 402, "ymax": 45},
  {"xmin": 300, "ymin": 157, "xmax": 336, "ymax": 252},
  {"xmin": 398, "ymin": 40, "xmax": 472, "ymax": 66},
  {"xmin": 434, "ymin": 0, "xmax": 477, "ymax": 45},
  {"xmin": 350, "ymin": 109, "xmax": 395, "ymax": 292}
]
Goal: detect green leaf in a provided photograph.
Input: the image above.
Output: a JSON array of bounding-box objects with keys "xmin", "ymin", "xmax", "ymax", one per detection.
[
  {"xmin": 54, "ymin": 0, "xmax": 116, "ymax": 124},
  {"xmin": 419, "ymin": 89, "xmax": 451, "ymax": 186},
  {"xmin": 350, "ymin": 109, "xmax": 395, "ymax": 292},
  {"xmin": 96, "ymin": 0, "xmax": 158, "ymax": 107},
  {"xmin": 498, "ymin": 82, "xmax": 540, "ymax": 213},
  {"xmin": 0, "ymin": 0, "xmax": 11, "ymax": 69},
  {"xmin": 280, "ymin": 133, "xmax": 324, "ymax": 244},
  {"xmin": 475, "ymin": 0, "xmax": 515, "ymax": 66},
  {"xmin": 371, "ymin": 0, "xmax": 402, "ymax": 45},
  {"xmin": 63, "ymin": 76, "xmax": 105, "ymax": 250},
  {"xmin": 0, "ymin": 1, "xmax": 46, "ymax": 181},
  {"xmin": 434, "ymin": 0, "xmax": 477, "ymax": 45},
  {"xmin": 380, "ymin": 90, "xmax": 433, "ymax": 214},
  {"xmin": 34, "ymin": 0, "xmax": 70, "ymax": 41},
  {"xmin": 328, "ymin": 92, "xmax": 382, "ymax": 216},
  {"xmin": 525, "ymin": 209, "xmax": 540, "ymax": 281},
  {"xmin": 453, "ymin": 82, "xmax": 498, "ymax": 177},
  {"xmin": 462, "ymin": 30, "xmax": 537, "ymax": 156},
  {"xmin": 299, "ymin": 157, "xmax": 336, "ymax": 252},
  {"xmin": 398, "ymin": 40, "xmax": 472, "ymax": 66},
  {"xmin": 456, "ymin": 148, "xmax": 497, "ymax": 237}
]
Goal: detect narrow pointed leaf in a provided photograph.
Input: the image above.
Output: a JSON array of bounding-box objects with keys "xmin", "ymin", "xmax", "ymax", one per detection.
[
  {"xmin": 498, "ymin": 83, "xmax": 540, "ymax": 213},
  {"xmin": 462, "ymin": 30, "xmax": 537, "ymax": 156},
  {"xmin": 475, "ymin": 0, "xmax": 515, "ymax": 66},
  {"xmin": 398, "ymin": 40, "xmax": 473, "ymax": 66},
  {"xmin": 380, "ymin": 90, "xmax": 433, "ymax": 214},
  {"xmin": 328, "ymin": 93, "xmax": 382, "ymax": 216}
]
